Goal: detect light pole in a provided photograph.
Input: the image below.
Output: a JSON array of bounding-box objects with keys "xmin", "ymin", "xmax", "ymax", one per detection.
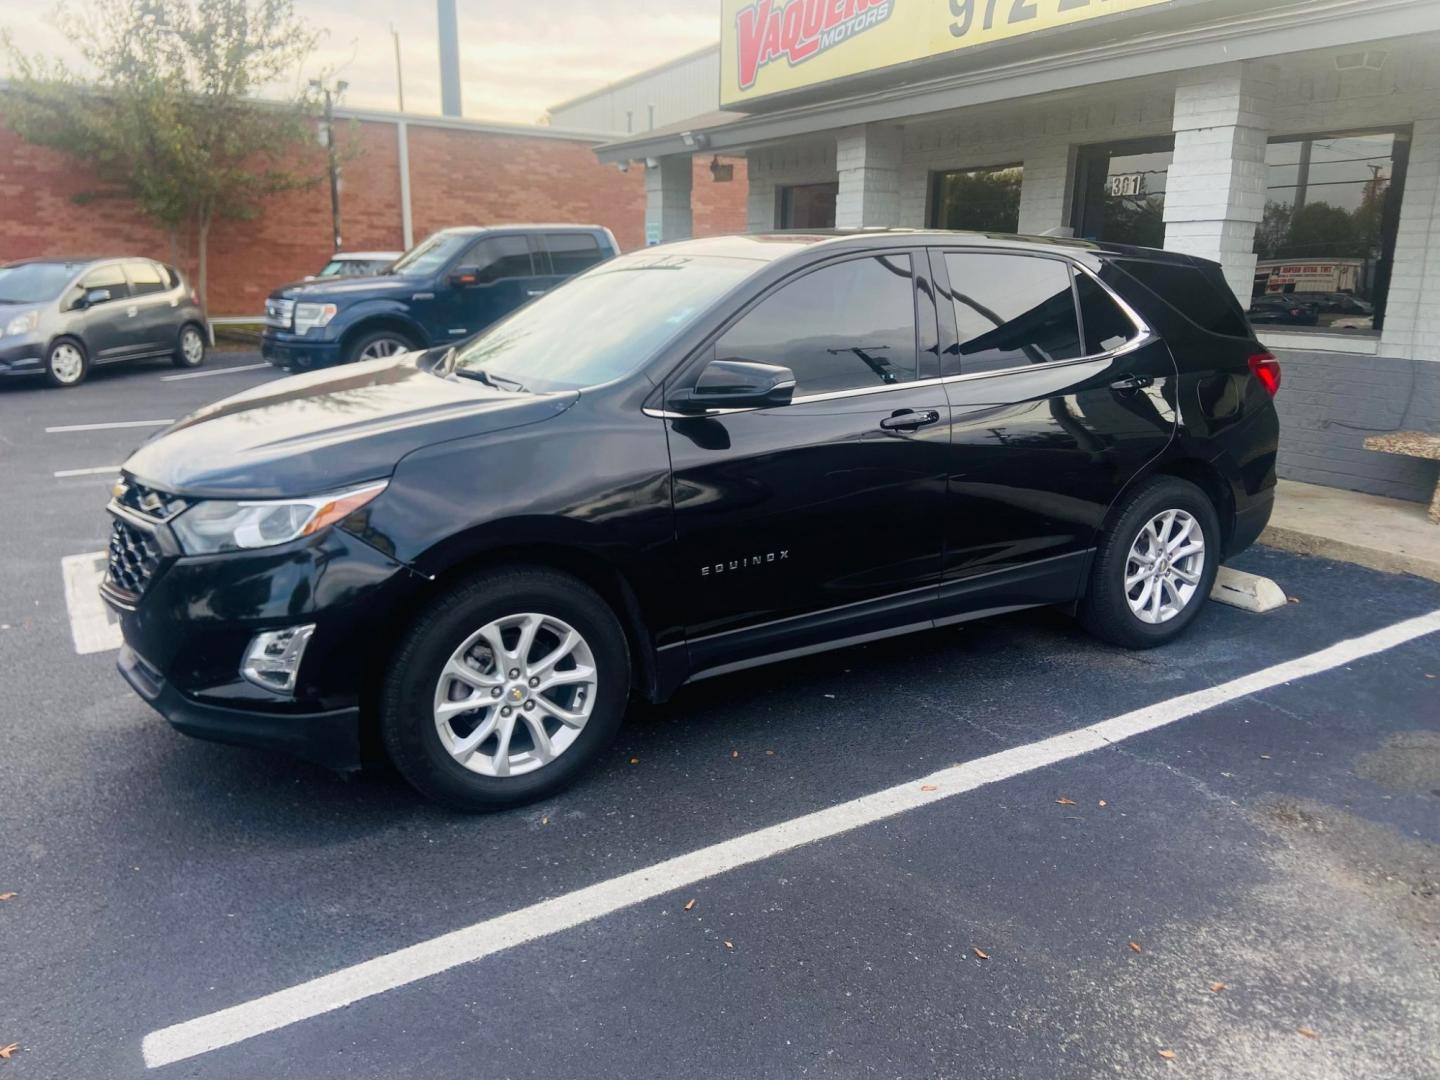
[
  {"xmin": 311, "ymin": 78, "xmax": 349, "ymax": 252},
  {"xmin": 391, "ymin": 25, "xmax": 405, "ymax": 112}
]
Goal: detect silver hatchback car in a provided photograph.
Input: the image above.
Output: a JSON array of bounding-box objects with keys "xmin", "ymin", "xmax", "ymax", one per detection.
[{"xmin": 0, "ymin": 256, "xmax": 208, "ymax": 388}]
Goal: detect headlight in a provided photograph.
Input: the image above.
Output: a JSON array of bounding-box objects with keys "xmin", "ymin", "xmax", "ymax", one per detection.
[
  {"xmin": 4, "ymin": 310, "xmax": 38, "ymax": 337},
  {"xmin": 171, "ymin": 481, "xmax": 387, "ymax": 554},
  {"xmin": 293, "ymin": 302, "xmax": 338, "ymax": 335}
]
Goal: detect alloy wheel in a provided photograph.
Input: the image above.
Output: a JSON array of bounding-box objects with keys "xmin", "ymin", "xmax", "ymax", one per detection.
[
  {"xmin": 432, "ymin": 612, "xmax": 597, "ymax": 777},
  {"xmin": 49, "ymin": 343, "xmax": 84, "ymax": 384},
  {"xmin": 181, "ymin": 327, "xmax": 205, "ymax": 364},
  {"xmin": 359, "ymin": 338, "xmax": 408, "ymax": 361},
  {"xmin": 1124, "ymin": 509, "xmax": 1206, "ymax": 625}
]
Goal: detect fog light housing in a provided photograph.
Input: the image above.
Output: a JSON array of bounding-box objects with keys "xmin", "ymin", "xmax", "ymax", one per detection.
[{"xmin": 241, "ymin": 624, "xmax": 316, "ymax": 693}]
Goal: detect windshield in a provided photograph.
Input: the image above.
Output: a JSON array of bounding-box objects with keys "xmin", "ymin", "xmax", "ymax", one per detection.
[
  {"xmin": 390, "ymin": 232, "xmax": 472, "ymax": 276},
  {"xmin": 0, "ymin": 262, "xmax": 79, "ymax": 303},
  {"xmin": 451, "ymin": 252, "xmax": 759, "ymax": 391}
]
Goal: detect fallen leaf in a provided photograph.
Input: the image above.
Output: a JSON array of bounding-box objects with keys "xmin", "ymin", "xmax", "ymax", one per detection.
[
  {"xmin": 921, "ymin": 784, "xmax": 938, "ymax": 792},
  {"xmin": 1129, "ymin": 942, "xmax": 1143, "ymax": 953},
  {"xmin": 1098, "ymin": 800, "xmax": 1108, "ymax": 807},
  {"xmin": 1297, "ymin": 1026, "xmax": 1318, "ymax": 1039},
  {"xmin": 1158, "ymin": 1049, "xmax": 1176, "ymax": 1060},
  {"xmin": 765, "ymin": 750, "xmax": 775, "ymax": 755},
  {"xmin": 723, "ymin": 940, "xmax": 734, "ymax": 950},
  {"xmin": 684, "ymin": 898, "xmax": 696, "ymax": 912},
  {"xmin": 629, "ymin": 757, "xmax": 639, "ymax": 765},
  {"xmin": 0, "ymin": 1045, "xmax": 17, "ymax": 1060},
  {"xmin": 541, "ymin": 816, "xmax": 549, "ymax": 826},
  {"xmin": 0, "ymin": 893, "xmax": 15, "ymax": 902},
  {"xmin": 1287, "ymin": 596, "xmax": 1301, "ymax": 604},
  {"xmin": 1259, "ymin": 754, "xmax": 1272, "ymax": 760},
  {"xmin": 731, "ymin": 750, "xmax": 739, "ymax": 759},
  {"xmin": 1056, "ymin": 797, "xmax": 1077, "ymax": 806},
  {"xmin": 1210, "ymin": 982, "xmax": 1227, "ymax": 993},
  {"xmin": 972, "ymin": 947, "xmax": 989, "ymax": 960}
]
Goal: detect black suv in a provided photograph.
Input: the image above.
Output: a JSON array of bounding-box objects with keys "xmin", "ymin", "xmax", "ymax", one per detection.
[
  {"xmin": 105, "ymin": 231, "xmax": 1279, "ymax": 810},
  {"xmin": 260, "ymin": 225, "xmax": 618, "ymax": 370}
]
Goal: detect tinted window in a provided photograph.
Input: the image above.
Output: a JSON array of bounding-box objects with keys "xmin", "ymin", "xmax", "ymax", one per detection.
[
  {"xmin": 125, "ymin": 259, "xmax": 167, "ymax": 296},
  {"xmin": 1117, "ymin": 260, "xmax": 1250, "ymax": 338},
  {"xmin": 1075, "ymin": 271, "xmax": 1137, "ymax": 354},
  {"xmin": 716, "ymin": 254, "xmax": 917, "ymax": 397},
  {"xmin": 943, "ymin": 253, "xmax": 1080, "ymax": 374},
  {"xmin": 470, "ymin": 236, "xmax": 534, "ymax": 283},
  {"xmin": 929, "ymin": 165, "xmax": 1022, "ymax": 232},
  {"xmin": 778, "ymin": 183, "xmax": 838, "ymax": 229},
  {"xmin": 544, "ymin": 233, "xmax": 605, "ymax": 276}
]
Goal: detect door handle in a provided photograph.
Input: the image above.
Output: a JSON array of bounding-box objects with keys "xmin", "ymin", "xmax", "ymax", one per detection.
[
  {"xmin": 1110, "ymin": 375, "xmax": 1153, "ymax": 392},
  {"xmin": 879, "ymin": 409, "xmax": 941, "ymax": 432},
  {"xmin": 126, "ymin": 305, "xmax": 138, "ymax": 318},
  {"xmin": 525, "ymin": 289, "xmax": 547, "ymax": 297}
]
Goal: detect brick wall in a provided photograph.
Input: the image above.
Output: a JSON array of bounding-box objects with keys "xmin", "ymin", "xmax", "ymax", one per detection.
[
  {"xmin": 1272, "ymin": 347, "xmax": 1440, "ymax": 503},
  {"xmin": 0, "ymin": 113, "xmax": 749, "ymax": 316}
]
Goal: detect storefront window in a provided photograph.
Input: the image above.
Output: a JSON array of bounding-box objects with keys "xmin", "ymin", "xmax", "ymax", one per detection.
[
  {"xmin": 1253, "ymin": 129, "xmax": 1410, "ymax": 333},
  {"xmin": 1072, "ymin": 137, "xmax": 1174, "ymax": 249},
  {"xmin": 928, "ymin": 164, "xmax": 1023, "ymax": 233},
  {"xmin": 778, "ymin": 183, "xmax": 838, "ymax": 229}
]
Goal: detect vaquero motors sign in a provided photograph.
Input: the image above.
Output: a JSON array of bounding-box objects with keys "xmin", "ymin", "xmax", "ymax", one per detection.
[{"xmin": 721, "ymin": 0, "xmax": 1175, "ymax": 107}]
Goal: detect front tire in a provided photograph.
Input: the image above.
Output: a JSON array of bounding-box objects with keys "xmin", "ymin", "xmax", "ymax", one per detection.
[
  {"xmin": 173, "ymin": 323, "xmax": 207, "ymax": 368},
  {"xmin": 1078, "ymin": 476, "xmax": 1220, "ymax": 649},
  {"xmin": 344, "ymin": 328, "xmax": 417, "ymax": 366},
  {"xmin": 45, "ymin": 338, "xmax": 88, "ymax": 388},
  {"xmin": 380, "ymin": 567, "xmax": 631, "ymax": 811}
]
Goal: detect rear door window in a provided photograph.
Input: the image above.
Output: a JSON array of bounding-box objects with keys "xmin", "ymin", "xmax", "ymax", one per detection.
[
  {"xmin": 124, "ymin": 260, "xmax": 168, "ymax": 296},
  {"xmin": 716, "ymin": 253, "xmax": 918, "ymax": 397},
  {"xmin": 1074, "ymin": 270, "xmax": 1138, "ymax": 354},
  {"xmin": 543, "ymin": 233, "xmax": 606, "ymax": 276},
  {"xmin": 942, "ymin": 253, "xmax": 1082, "ymax": 375}
]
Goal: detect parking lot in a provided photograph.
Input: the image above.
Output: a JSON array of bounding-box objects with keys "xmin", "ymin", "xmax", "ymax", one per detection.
[{"xmin": 1, "ymin": 353, "xmax": 1438, "ymax": 1079}]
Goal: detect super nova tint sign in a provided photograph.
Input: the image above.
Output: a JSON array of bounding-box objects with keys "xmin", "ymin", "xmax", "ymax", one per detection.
[{"xmin": 721, "ymin": 0, "xmax": 1174, "ymax": 106}]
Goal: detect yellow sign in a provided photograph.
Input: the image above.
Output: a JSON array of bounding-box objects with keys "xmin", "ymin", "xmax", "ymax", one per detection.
[{"xmin": 721, "ymin": 0, "xmax": 1174, "ymax": 106}]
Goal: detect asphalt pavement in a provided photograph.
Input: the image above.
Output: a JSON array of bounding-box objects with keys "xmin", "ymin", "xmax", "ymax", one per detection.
[{"xmin": 1, "ymin": 353, "xmax": 1437, "ymax": 1079}]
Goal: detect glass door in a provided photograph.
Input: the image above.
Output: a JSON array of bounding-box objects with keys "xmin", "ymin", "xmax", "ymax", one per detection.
[{"xmin": 1072, "ymin": 137, "xmax": 1175, "ymax": 248}]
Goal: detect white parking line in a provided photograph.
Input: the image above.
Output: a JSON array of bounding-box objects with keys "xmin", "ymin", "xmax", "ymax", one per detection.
[
  {"xmin": 54, "ymin": 465, "xmax": 121, "ymax": 479},
  {"xmin": 159, "ymin": 362, "xmax": 268, "ymax": 382},
  {"xmin": 61, "ymin": 552, "xmax": 121, "ymax": 654},
  {"xmin": 46, "ymin": 419, "xmax": 174, "ymax": 433},
  {"xmin": 140, "ymin": 608, "xmax": 1440, "ymax": 1069}
]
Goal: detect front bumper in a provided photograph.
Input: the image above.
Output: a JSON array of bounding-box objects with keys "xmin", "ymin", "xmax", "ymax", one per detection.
[
  {"xmin": 0, "ymin": 336, "xmax": 45, "ymax": 377},
  {"xmin": 104, "ymin": 508, "xmax": 425, "ymax": 771},
  {"xmin": 119, "ymin": 644, "xmax": 364, "ymax": 770},
  {"xmin": 261, "ymin": 331, "xmax": 343, "ymax": 371}
]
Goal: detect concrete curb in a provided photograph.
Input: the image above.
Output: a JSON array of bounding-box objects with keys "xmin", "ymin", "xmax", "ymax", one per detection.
[{"xmin": 1261, "ymin": 524, "xmax": 1440, "ymax": 584}]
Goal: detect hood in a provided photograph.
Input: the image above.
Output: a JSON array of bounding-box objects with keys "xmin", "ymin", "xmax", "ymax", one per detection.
[
  {"xmin": 271, "ymin": 275, "xmax": 418, "ymax": 301},
  {"xmin": 123, "ymin": 355, "xmax": 578, "ymax": 499}
]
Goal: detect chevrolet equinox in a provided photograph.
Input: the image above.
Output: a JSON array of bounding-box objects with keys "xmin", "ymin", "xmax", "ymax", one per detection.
[{"xmin": 103, "ymin": 231, "xmax": 1280, "ymax": 810}]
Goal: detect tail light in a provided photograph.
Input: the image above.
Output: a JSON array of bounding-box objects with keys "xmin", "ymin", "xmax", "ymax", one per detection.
[
  {"xmin": 190, "ymin": 289, "xmax": 200, "ymax": 306},
  {"xmin": 1248, "ymin": 351, "xmax": 1281, "ymax": 397}
]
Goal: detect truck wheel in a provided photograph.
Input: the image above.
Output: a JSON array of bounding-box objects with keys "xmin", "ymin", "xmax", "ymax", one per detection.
[
  {"xmin": 380, "ymin": 566, "xmax": 631, "ymax": 811},
  {"xmin": 345, "ymin": 328, "xmax": 417, "ymax": 365},
  {"xmin": 1078, "ymin": 476, "xmax": 1220, "ymax": 649}
]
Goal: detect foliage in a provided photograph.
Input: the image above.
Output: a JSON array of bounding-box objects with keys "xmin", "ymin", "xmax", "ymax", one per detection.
[{"xmin": 1, "ymin": 0, "xmax": 328, "ymax": 303}]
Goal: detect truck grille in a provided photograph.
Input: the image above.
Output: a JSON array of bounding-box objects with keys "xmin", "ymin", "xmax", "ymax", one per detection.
[
  {"xmin": 106, "ymin": 519, "xmax": 163, "ymax": 598},
  {"xmin": 264, "ymin": 297, "xmax": 295, "ymax": 329}
]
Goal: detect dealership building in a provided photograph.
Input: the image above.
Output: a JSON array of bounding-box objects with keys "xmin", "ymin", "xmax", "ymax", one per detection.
[{"xmin": 599, "ymin": 0, "xmax": 1440, "ymax": 505}]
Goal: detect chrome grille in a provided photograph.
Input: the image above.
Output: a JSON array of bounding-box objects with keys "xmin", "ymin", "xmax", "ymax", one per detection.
[
  {"xmin": 106, "ymin": 519, "xmax": 163, "ymax": 598},
  {"xmin": 264, "ymin": 297, "xmax": 295, "ymax": 329}
]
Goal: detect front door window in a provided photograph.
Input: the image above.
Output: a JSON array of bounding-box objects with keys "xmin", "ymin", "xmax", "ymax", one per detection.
[{"xmin": 1073, "ymin": 138, "xmax": 1175, "ymax": 248}]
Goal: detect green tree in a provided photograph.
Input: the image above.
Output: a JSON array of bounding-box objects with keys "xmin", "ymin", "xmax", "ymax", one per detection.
[{"xmin": 2, "ymin": 0, "xmax": 327, "ymax": 306}]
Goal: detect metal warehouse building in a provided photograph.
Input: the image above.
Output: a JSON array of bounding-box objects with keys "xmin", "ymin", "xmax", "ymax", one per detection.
[{"xmin": 599, "ymin": 0, "xmax": 1440, "ymax": 505}]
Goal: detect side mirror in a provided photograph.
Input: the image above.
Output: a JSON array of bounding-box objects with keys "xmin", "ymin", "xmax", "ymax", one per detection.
[
  {"xmin": 84, "ymin": 287, "xmax": 112, "ymax": 306},
  {"xmin": 448, "ymin": 267, "xmax": 481, "ymax": 288},
  {"xmin": 673, "ymin": 359, "xmax": 796, "ymax": 412}
]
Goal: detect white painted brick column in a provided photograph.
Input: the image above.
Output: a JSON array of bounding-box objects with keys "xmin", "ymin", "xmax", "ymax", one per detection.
[
  {"xmin": 644, "ymin": 155, "xmax": 693, "ymax": 245},
  {"xmin": 745, "ymin": 148, "xmax": 777, "ymax": 232},
  {"xmin": 835, "ymin": 125, "xmax": 904, "ymax": 228},
  {"xmin": 1163, "ymin": 62, "xmax": 1274, "ymax": 302},
  {"xmin": 1380, "ymin": 117, "xmax": 1440, "ymax": 361},
  {"xmin": 1017, "ymin": 144, "xmax": 1074, "ymax": 235}
]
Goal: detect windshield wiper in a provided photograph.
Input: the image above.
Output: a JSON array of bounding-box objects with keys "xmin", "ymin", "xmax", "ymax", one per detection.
[{"xmin": 453, "ymin": 367, "xmax": 528, "ymax": 393}]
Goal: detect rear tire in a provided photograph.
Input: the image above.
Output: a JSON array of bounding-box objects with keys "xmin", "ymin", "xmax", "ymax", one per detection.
[
  {"xmin": 172, "ymin": 323, "xmax": 207, "ymax": 368},
  {"xmin": 380, "ymin": 567, "xmax": 630, "ymax": 811},
  {"xmin": 44, "ymin": 337, "xmax": 88, "ymax": 388},
  {"xmin": 344, "ymin": 328, "xmax": 417, "ymax": 365},
  {"xmin": 1078, "ymin": 476, "xmax": 1220, "ymax": 649}
]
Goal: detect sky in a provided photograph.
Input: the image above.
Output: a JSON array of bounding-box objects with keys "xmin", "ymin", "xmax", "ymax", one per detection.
[{"xmin": 0, "ymin": 0, "xmax": 719, "ymax": 126}]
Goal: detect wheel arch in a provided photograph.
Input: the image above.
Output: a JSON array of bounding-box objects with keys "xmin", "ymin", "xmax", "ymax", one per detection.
[
  {"xmin": 1098, "ymin": 453, "xmax": 1237, "ymax": 563},
  {"xmin": 338, "ymin": 313, "xmax": 428, "ymax": 359}
]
